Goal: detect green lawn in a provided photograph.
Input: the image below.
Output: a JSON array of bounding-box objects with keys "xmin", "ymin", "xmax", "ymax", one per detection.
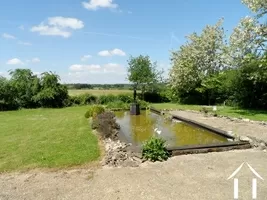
[
  {"xmin": 151, "ymin": 103, "xmax": 267, "ymax": 121},
  {"xmin": 68, "ymin": 89, "xmax": 132, "ymax": 96},
  {"xmin": 0, "ymin": 106, "xmax": 100, "ymax": 172}
]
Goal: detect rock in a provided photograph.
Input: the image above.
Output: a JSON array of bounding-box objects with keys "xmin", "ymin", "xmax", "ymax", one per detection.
[
  {"xmin": 239, "ymin": 136, "xmax": 253, "ymax": 143},
  {"xmin": 242, "ymin": 118, "xmax": 250, "ymax": 122},
  {"xmin": 264, "ymin": 149, "xmax": 267, "ymax": 152},
  {"xmin": 132, "ymin": 156, "xmax": 142, "ymax": 163},
  {"xmin": 259, "ymin": 142, "xmax": 266, "ymax": 150}
]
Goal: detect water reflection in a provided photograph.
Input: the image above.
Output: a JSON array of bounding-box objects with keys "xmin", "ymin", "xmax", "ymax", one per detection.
[{"xmin": 115, "ymin": 111, "xmax": 227, "ymax": 148}]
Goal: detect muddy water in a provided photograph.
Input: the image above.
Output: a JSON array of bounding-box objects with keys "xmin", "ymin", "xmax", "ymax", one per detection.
[{"xmin": 115, "ymin": 111, "xmax": 227, "ymax": 149}]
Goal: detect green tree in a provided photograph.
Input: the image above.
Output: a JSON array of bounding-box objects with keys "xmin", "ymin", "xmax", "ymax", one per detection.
[
  {"xmin": 34, "ymin": 72, "xmax": 68, "ymax": 108},
  {"xmin": 127, "ymin": 55, "xmax": 163, "ymax": 99},
  {"xmin": 9, "ymin": 69, "xmax": 40, "ymax": 108},
  {"xmin": 0, "ymin": 76, "xmax": 19, "ymax": 111}
]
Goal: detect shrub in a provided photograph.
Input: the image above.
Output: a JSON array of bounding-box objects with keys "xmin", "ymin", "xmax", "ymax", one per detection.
[
  {"xmin": 80, "ymin": 93, "xmax": 97, "ymax": 105},
  {"xmin": 106, "ymin": 100, "xmax": 129, "ymax": 110},
  {"xmin": 117, "ymin": 94, "xmax": 133, "ymax": 103},
  {"xmin": 98, "ymin": 94, "xmax": 118, "ymax": 104},
  {"xmin": 70, "ymin": 94, "xmax": 97, "ymax": 106},
  {"xmin": 91, "ymin": 111, "xmax": 120, "ymax": 140},
  {"xmin": 84, "ymin": 105, "xmax": 105, "ymax": 118},
  {"xmin": 142, "ymin": 137, "xmax": 170, "ymax": 162},
  {"xmin": 137, "ymin": 100, "xmax": 149, "ymax": 110}
]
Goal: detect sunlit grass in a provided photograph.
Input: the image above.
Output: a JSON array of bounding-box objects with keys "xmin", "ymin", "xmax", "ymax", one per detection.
[{"xmin": 0, "ymin": 106, "xmax": 100, "ymax": 172}]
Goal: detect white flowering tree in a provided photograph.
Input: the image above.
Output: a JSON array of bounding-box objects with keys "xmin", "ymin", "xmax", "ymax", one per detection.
[
  {"xmin": 228, "ymin": 0, "xmax": 267, "ymax": 67},
  {"xmin": 169, "ymin": 19, "xmax": 227, "ymax": 95},
  {"xmin": 242, "ymin": 0, "xmax": 267, "ymax": 17}
]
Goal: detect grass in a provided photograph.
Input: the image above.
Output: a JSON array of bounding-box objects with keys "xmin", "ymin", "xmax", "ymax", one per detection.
[
  {"xmin": 68, "ymin": 89, "xmax": 132, "ymax": 96},
  {"xmin": 151, "ymin": 103, "xmax": 267, "ymax": 121},
  {"xmin": 0, "ymin": 106, "xmax": 100, "ymax": 172}
]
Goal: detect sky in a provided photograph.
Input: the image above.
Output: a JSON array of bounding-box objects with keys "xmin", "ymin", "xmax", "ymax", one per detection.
[{"xmin": 0, "ymin": 0, "xmax": 252, "ymax": 84}]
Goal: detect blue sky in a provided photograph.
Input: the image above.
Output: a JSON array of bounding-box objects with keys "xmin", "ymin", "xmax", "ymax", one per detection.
[{"xmin": 0, "ymin": 0, "xmax": 251, "ymax": 83}]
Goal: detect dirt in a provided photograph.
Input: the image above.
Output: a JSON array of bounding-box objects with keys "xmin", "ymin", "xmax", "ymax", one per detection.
[
  {"xmin": 1, "ymin": 150, "xmax": 267, "ymax": 200},
  {"xmin": 1, "ymin": 111, "xmax": 267, "ymax": 200}
]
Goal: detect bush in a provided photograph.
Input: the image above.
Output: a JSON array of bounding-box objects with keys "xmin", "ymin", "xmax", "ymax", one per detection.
[
  {"xmin": 70, "ymin": 94, "xmax": 97, "ymax": 106},
  {"xmin": 142, "ymin": 137, "xmax": 170, "ymax": 162},
  {"xmin": 117, "ymin": 94, "xmax": 133, "ymax": 103},
  {"xmin": 98, "ymin": 94, "xmax": 118, "ymax": 104},
  {"xmin": 106, "ymin": 100, "xmax": 129, "ymax": 110},
  {"xmin": 91, "ymin": 111, "xmax": 120, "ymax": 140},
  {"xmin": 84, "ymin": 105, "xmax": 105, "ymax": 118},
  {"xmin": 137, "ymin": 100, "xmax": 149, "ymax": 110}
]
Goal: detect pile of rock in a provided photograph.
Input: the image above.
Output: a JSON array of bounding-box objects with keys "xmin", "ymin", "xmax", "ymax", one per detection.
[{"xmin": 101, "ymin": 138, "xmax": 143, "ymax": 167}]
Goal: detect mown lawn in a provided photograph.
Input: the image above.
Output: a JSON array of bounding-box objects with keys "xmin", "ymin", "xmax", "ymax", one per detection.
[
  {"xmin": 68, "ymin": 89, "xmax": 132, "ymax": 96},
  {"xmin": 151, "ymin": 103, "xmax": 267, "ymax": 121},
  {"xmin": 0, "ymin": 106, "xmax": 100, "ymax": 172}
]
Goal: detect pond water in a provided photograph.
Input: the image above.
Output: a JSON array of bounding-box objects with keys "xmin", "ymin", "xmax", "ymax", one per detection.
[{"xmin": 115, "ymin": 111, "xmax": 228, "ymax": 149}]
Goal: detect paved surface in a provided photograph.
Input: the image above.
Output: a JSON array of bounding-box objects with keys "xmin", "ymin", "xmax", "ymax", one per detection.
[
  {"xmin": 1, "ymin": 150, "xmax": 267, "ymax": 200},
  {"xmin": 170, "ymin": 110, "xmax": 267, "ymax": 142}
]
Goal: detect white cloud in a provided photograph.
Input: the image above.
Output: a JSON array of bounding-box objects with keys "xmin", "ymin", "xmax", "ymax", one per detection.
[
  {"xmin": 82, "ymin": 0, "xmax": 118, "ymax": 10},
  {"xmin": 19, "ymin": 25, "xmax": 25, "ymax": 30},
  {"xmin": 81, "ymin": 55, "xmax": 92, "ymax": 62},
  {"xmin": 31, "ymin": 17, "xmax": 84, "ymax": 38},
  {"xmin": 98, "ymin": 48, "xmax": 126, "ymax": 56},
  {"xmin": 31, "ymin": 25, "xmax": 71, "ymax": 38},
  {"xmin": 98, "ymin": 50, "xmax": 111, "ymax": 56},
  {"xmin": 6, "ymin": 58, "xmax": 24, "ymax": 65},
  {"xmin": 18, "ymin": 41, "xmax": 32, "ymax": 46},
  {"xmin": 69, "ymin": 64, "xmax": 101, "ymax": 72},
  {"xmin": 48, "ymin": 17, "xmax": 84, "ymax": 29},
  {"xmin": 32, "ymin": 58, "xmax": 40, "ymax": 63},
  {"xmin": 69, "ymin": 63, "xmax": 126, "ymax": 75},
  {"xmin": 2, "ymin": 33, "xmax": 16, "ymax": 40}
]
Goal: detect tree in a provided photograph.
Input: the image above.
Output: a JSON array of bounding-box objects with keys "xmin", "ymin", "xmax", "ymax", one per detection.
[
  {"xmin": 127, "ymin": 55, "xmax": 163, "ymax": 98},
  {"xmin": 9, "ymin": 69, "xmax": 40, "ymax": 108},
  {"xmin": 34, "ymin": 72, "xmax": 68, "ymax": 108},
  {"xmin": 0, "ymin": 76, "xmax": 19, "ymax": 111},
  {"xmin": 169, "ymin": 19, "xmax": 227, "ymax": 104},
  {"xmin": 242, "ymin": 0, "xmax": 267, "ymax": 17}
]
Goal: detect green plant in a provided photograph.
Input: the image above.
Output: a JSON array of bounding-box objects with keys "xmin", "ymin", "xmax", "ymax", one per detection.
[
  {"xmin": 137, "ymin": 100, "xmax": 149, "ymax": 110},
  {"xmin": 106, "ymin": 100, "xmax": 129, "ymax": 110},
  {"xmin": 84, "ymin": 105, "xmax": 105, "ymax": 118},
  {"xmin": 142, "ymin": 137, "xmax": 170, "ymax": 162}
]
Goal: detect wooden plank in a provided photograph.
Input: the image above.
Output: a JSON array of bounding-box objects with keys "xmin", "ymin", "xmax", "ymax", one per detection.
[
  {"xmin": 171, "ymin": 143, "xmax": 251, "ymax": 156},
  {"xmin": 167, "ymin": 141, "xmax": 250, "ymax": 151}
]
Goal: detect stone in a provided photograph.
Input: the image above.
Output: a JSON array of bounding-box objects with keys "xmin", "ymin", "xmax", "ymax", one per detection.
[
  {"xmin": 239, "ymin": 136, "xmax": 253, "ymax": 143},
  {"xmin": 259, "ymin": 142, "xmax": 266, "ymax": 150},
  {"xmin": 242, "ymin": 118, "xmax": 250, "ymax": 122}
]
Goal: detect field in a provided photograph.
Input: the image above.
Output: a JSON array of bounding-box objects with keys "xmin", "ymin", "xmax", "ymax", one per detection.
[
  {"xmin": 151, "ymin": 103, "xmax": 267, "ymax": 121},
  {"xmin": 68, "ymin": 89, "xmax": 132, "ymax": 96},
  {"xmin": 0, "ymin": 106, "xmax": 100, "ymax": 172}
]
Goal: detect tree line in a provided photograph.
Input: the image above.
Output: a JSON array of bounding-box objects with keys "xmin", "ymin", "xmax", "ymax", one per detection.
[
  {"xmin": 65, "ymin": 83, "xmax": 133, "ymax": 90},
  {"xmin": 0, "ymin": 69, "xmax": 68, "ymax": 111}
]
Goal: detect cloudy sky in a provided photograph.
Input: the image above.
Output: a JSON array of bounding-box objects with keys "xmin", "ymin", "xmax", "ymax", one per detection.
[{"xmin": 0, "ymin": 0, "xmax": 250, "ymax": 83}]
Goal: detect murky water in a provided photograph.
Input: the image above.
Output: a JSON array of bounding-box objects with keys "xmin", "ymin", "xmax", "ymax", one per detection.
[{"xmin": 115, "ymin": 111, "xmax": 227, "ymax": 149}]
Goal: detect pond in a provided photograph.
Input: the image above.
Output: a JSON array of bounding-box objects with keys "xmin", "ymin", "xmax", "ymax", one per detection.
[{"xmin": 115, "ymin": 110, "xmax": 228, "ymax": 150}]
